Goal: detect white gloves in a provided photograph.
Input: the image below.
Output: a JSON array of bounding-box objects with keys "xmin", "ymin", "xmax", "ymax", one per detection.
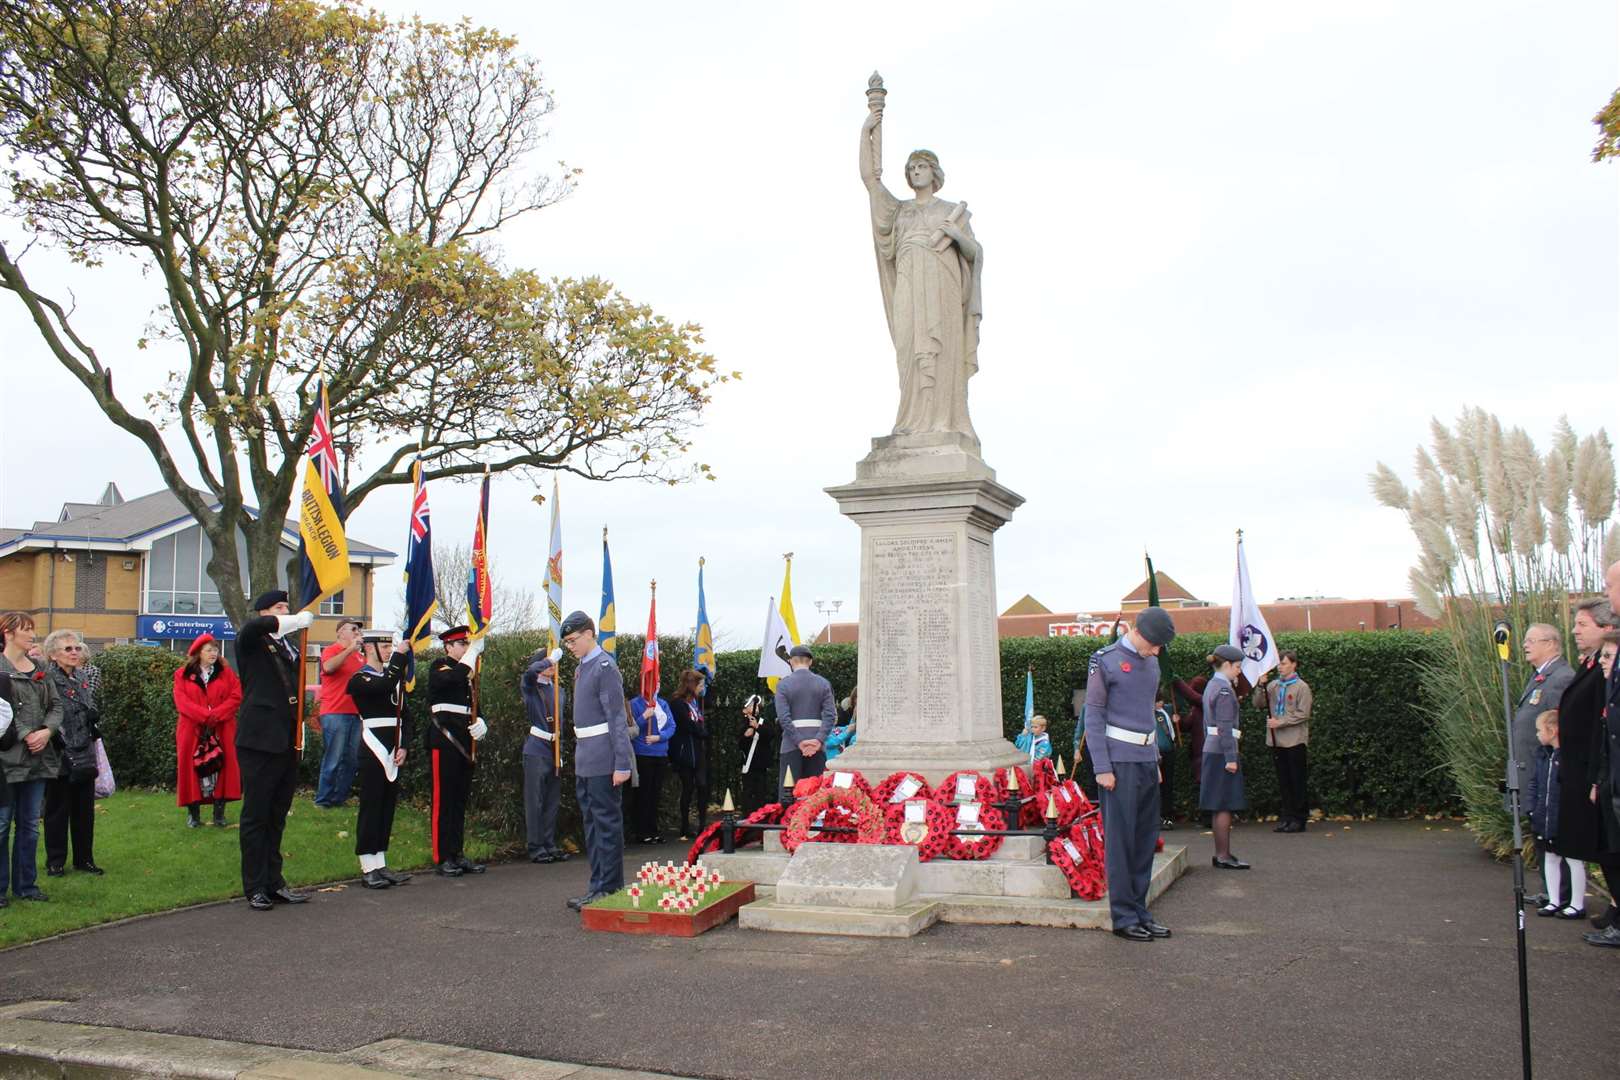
[
  {"xmin": 469, "ymin": 717, "xmax": 489, "ymax": 741},
  {"xmin": 548, "ymin": 647, "xmax": 562, "ymax": 665},
  {"xmin": 459, "ymin": 636, "xmax": 486, "ymax": 670},
  {"xmin": 273, "ymin": 611, "xmax": 315, "ymax": 638},
  {"xmin": 0, "ymin": 697, "xmax": 12, "ymax": 737},
  {"xmin": 391, "ymin": 631, "xmax": 407, "ymax": 651}
]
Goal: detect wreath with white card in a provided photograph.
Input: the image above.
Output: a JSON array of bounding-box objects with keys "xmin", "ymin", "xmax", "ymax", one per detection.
[
  {"xmin": 781, "ymin": 786, "xmax": 886, "ymax": 853},
  {"xmin": 883, "ymin": 797, "xmax": 953, "ymax": 862}
]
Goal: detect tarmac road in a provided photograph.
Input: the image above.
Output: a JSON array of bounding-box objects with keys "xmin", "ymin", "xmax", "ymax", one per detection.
[{"xmin": 1, "ymin": 820, "xmax": 1615, "ymax": 1080}]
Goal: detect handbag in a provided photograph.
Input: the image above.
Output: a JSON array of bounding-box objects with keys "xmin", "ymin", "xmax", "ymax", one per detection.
[
  {"xmin": 193, "ymin": 726, "xmax": 225, "ymax": 778},
  {"xmin": 93, "ymin": 738, "xmax": 116, "ymax": 798}
]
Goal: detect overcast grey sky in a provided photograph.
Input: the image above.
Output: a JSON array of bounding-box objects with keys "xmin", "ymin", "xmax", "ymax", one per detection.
[{"xmin": 1, "ymin": 1, "xmax": 1615, "ymax": 651}]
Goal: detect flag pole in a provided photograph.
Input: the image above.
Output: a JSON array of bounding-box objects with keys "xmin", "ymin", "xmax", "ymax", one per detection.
[{"xmin": 647, "ymin": 578, "xmax": 657, "ymax": 738}]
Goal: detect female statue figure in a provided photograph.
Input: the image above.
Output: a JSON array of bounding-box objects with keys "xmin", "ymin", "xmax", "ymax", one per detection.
[{"xmin": 860, "ymin": 104, "xmax": 983, "ymax": 444}]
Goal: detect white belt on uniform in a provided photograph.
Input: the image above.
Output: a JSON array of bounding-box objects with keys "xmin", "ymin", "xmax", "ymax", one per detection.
[
  {"xmin": 791, "ymin": 718, "xmax": 822, "ymax": 729},
  {"xmin": 529, "ymin": 725, "xmax": 554, "ymax": 742},
  {"xmin": 1104, "ymin": 724, "xmax": 1155, "ymax": 746},
  {"xmin": 1205, "ymin": 726, "xmax": 1242, "ymax": 738},
  {"xmin": 360, "ymin": 717, "xmax": 400, "ymax": 782},
  {"xmin": 361, "ymin": 716, "xmax": 398, "ymax": 729},
  {"xmin": 432, "ymin": 703, "xmax": 471, "ymax": 715},
  {"xmin": 575, "ymin": 722, "xmax": 609, "ymax": 738}
]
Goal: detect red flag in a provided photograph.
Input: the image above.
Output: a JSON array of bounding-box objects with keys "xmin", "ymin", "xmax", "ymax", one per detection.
[{"xmin": 640, "ymin": 582, "xmax": 659, "ymax": 732}]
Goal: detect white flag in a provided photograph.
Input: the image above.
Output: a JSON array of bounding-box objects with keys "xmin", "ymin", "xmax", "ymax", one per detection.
[
  {"xmin": 757, "ymin": 596, "xmax": 793, "ymax": 680},
  {"xmin": 1230, "ymin": 534, "xmax": 1278, "ymax": 686}
]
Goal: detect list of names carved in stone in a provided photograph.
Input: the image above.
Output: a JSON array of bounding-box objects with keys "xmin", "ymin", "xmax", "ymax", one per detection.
[
  {"xmin": 967, "ymin": 537, "xmax": 998, "ymax": 730},
  {"xmin": 871, "ymin": 533, "xmax": 958, "ymax": 737}
]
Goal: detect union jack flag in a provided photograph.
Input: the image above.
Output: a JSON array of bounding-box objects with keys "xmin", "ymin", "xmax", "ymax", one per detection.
[
  {"xmin": 403, "ymin": 457, "xmax": 438, "ymax": 691},
  {"xmin": 295, "ymin": 378, "xmax": 348, "ymax": 611},
  {"xmin": 308, "ymin": 398, "xmax": 340, "ymax": 492}
]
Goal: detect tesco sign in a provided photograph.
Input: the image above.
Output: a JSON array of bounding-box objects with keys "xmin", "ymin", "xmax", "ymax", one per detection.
[{"xmin": 1048, "ymin": 621, "xmax": 1129, "ymax": 638}]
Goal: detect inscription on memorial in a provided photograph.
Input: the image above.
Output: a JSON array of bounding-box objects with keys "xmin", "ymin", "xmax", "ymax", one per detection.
[
  {"xmin": 966, "ymin": 537, "xmax": 997, "ymax": 731},
  {"xmin": 871, "ymin": 533, "xmax": 958, "ymax": 737}
]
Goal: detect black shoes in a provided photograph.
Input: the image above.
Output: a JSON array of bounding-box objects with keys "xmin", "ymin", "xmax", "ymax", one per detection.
[
  {"xmin": 17, "ymin": 889, "xmax": 48, "ymax": 902},
  {"xmin": 639, "ymin": 835, "xmax": 666, "ymax": 845},
  {"xmin": 531, "ymin": 851, "xmax": 570, "ymax": 864},
  {"xmin": 212, "ymin": 803, "xmax": 227, "ymax": 827},
  {"xmin": 1536, "ymin": 903, "xmax": 1560, "ymax": 917},
  {"xmin": 435, "ymin": 861, "xmax": 464, "ymax": 877},
  {"xmin": 270, "ymin": 887, "xmax": 308, "ymax": 904},
  {"xmin": 74, "ymin": 862, "xmax": 104, "ymax": 876},
  {"xmin": 1584, "ymin": 926, "xmax": 1620, "ymax": 947},
  {"xmin": 1212, "ymin": 855, "xmax": 1251, "ymax": 870},
  {"xmin": 46, "ymin": 865, "xmax": 64, "ymax": 877},
  {"xmin": 380, "ymin": 868, "xmax": 412, "ymax": 886},
  {"xmin": 566, "ymin": 891, "xmax": 609, "ymax": 912},
  {"xmin": 1556, "ymin": 906, "xmax": 1586, "ymax": 920},
  {"xmin": 186, "ymin": 808, "xmax": 201, "ymax": 828},
  {"xmin": 247, "ymin": 891, "xmax": 274, "ymax": 911},
  {"xmin": 361, "ymin": 870, "xmax": 392, "ymax": 889},
  {"xmin": 1273, "ymin": 818, "xmax": 1306, "ymax": 833},
  {"xmin": 1112, "ymin": 925, "xmax": 1154, "ymax": 942},
  {"xmin": 1591, "ymin": 905, "xmax": 1618, "ymax": 930},
  {"xmin": 455, "ymin": 855, "xmax": 486, "ymax": 874},
  {"xmin": 1142, "ymin": 921, "xmax": 1172, "ymax": 938}
]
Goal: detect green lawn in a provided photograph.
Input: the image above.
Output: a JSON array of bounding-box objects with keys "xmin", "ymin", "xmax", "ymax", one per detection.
[{"xmin": 0, "ymin": 789, "xmax": 503, "ymax": 949}]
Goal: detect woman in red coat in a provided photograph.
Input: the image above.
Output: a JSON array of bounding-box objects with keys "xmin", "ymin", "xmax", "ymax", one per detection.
[{"xmin": 173, "ymin": 633, "xmax": 243, "ymax": 827}]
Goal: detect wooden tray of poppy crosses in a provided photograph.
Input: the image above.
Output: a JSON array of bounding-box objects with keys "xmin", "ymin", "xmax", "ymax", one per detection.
[{"xmin": 580, "ymin": 860, "xmax": 755, "ymax": 937}]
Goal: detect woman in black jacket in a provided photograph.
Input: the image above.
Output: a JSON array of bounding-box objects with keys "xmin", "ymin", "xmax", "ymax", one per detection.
[
  {"xmin": 1552, "ymin": 601, "xmax": 1612, "ymax": 915},
  {"xmin": 42, "ymin": 629, "xmax": 102, "ymax": 877},
  {"xmin": 668, "ymin": 670, "xmax": 710, "ymax": 839}
]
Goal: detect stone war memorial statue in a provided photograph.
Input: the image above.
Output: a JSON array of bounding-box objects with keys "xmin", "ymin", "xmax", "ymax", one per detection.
[
  {"xmin": 828, "ymin": 73, "xmax": 1024, "ymax": 782},
  {"xmin": 859, "ymin": 72, "xmax": 983, "ymax": 446}
]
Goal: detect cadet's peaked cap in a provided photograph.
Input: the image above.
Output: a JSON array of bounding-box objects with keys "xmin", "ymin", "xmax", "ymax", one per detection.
[
  {"xmin": 1211, "ymin": 643, "xmax": 1243, "ymax": 664},
  {"xmin": 560, "ymin": 610, "xmax": 595, "ymax": 638},
  {"xmin": 362, "ymin": 628, "xmax": 394, "ymax": 644},
  {"xmin": 789, "ymin": 644, "xmax": 814, "ymax": 660},
  {"xmin": 439, "ymin": 625, "xmax": 470, "ymax": 643},
  {"xmin": 252, "ymin": 589, "xmax": 289, "ymax": 611},
  {"xmin": 1135, "ymin": 606, "xmax": 1177, "ymax": 646}
]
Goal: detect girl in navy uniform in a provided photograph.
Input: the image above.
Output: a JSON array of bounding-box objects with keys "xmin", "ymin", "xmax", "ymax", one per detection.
[{"xmin": 1200, "ymin": 644, "xmax": 1250, "ymax": 869}]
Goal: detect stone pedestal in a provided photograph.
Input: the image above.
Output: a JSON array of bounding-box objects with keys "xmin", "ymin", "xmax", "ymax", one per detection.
[{"xmin": 824, "ymin": 433, "xmax": 1025, "ymax": 785}]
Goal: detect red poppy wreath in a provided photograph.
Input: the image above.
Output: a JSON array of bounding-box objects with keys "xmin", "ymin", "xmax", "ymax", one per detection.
[
  {"xmin": 883, "ymin": 798, "xmax": 953, "ymax": 862},
  {"xmin": 781, "ymin": 786, "xmax": 886, "ymax": 853}
]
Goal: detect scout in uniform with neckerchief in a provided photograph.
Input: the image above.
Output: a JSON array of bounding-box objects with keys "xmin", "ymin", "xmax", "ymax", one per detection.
[
  {"xmin": 426, "ymin": 625, "xmax": 488, "ymax": 877},
  {"xmin": 347, "ymin": 629, "xmax": 413, "ymax": 890},
  {"xmin": 1084, "ymin": 605, "xmax": 1177, "ymax": 942}
]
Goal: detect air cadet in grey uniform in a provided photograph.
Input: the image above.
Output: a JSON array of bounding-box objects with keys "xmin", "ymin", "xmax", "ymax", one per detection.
[
  {"xmin": 560, "ymin": 611, "xmax": 634, "ymax": 911},
  {"xmin": 1085, "ymin": 606, "xmax": 1177, "ymax": 942},
  {"xmin": 774, "ymin": 644, "xmax": 836, "ymax": 791},
  {"xmin": 1200, "ymin": 643, "xmax": 1250, "ymax": 870}
]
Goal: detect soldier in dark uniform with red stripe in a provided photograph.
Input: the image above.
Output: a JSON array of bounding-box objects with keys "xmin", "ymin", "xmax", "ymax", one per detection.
[{"xmin": 426, "ymin": 626, "xmax": 487, "ymax": 877}]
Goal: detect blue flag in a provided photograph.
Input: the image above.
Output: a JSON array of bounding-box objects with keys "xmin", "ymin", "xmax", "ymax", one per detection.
[
  {"xmin": 403, "ymin": 458, "xmax": 438, "ymax": 691},
  {"xmin": 599, "ymin": 527, "xmax": 617, "ymax": 656},
  {"xmin": 694, "ymin": 558, "xmax": 715, "ymax": 690},
  {"xmin": 1023, "ymin": 666, "xmax": 1035, "ymax": 728}
]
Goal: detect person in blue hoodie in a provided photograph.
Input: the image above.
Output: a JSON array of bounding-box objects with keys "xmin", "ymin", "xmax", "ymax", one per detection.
[
  {"xmin": 628, "ymin": 689, "xmax": 675, "ymax": 844},
  {"xmin": 1527, "ymin": 709, "xmax": 1585, "ymax": 918}
]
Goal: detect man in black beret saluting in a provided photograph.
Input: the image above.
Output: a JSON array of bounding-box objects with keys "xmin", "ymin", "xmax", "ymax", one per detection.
[
  {"xmin": 1085, "ymin": 606, "xmax": 1177, "ymax": 942},
  {"xmin": 234, "ymin": 590, "xmax": 314, "ymax": 911}
]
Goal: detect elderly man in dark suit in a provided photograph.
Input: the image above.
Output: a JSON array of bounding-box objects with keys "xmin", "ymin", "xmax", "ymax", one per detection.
[
  {"xmin": 234, "ymin": 590, "xmax": 314, "ymax": 912},
  {"xmin": 1512, "ymin": 624, "xmax": 1574, "ymax": 797}
]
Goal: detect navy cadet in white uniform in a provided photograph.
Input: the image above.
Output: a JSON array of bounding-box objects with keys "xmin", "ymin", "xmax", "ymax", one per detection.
[
  {"xmin": 1085, "ymin": 606, "xmax": 1178, "ymax": 942},
  {"xmin": 774, "ymin": 644, "xmax": 836, "ymax": 790},
  {"xmin": 560, "ymin": 611, "xmax": 633, "ymax": 911},
  {"xmin": 347, "ymin": 629, "xmax": 413, "ymax": 890}
]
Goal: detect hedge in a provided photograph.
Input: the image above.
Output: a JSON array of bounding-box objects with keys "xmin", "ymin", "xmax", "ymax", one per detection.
[{"xmin": 89, "ymin": 628, "xmax": 1456, "ymax": 848}]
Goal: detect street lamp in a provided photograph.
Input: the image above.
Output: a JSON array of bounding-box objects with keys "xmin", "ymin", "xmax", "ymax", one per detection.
[{"xmin": 814, "ymin": 598, "xmax": 844, "ymax": 644}]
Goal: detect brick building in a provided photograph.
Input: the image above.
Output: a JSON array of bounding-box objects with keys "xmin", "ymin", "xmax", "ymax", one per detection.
[
  {"xmin": 0, "ymin": 483, "xmax": 395, "ymax": 655},
  {"xmin": 814, "ymin": 571, "xmax": 1436, "ymax": 644}
]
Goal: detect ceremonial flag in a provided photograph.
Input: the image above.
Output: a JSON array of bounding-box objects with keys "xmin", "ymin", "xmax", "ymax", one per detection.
[
  {"xmin": 295, "ymin": 379, "xmax": 349, "ymax": 611},
  {"xmin": 599, "ymin": 527, "xmax": 617, "ymax": 656},
  {"xmin": 1023, "ymin": 666, "xmax": 1035, "ymax": 728},
  {"xmin": 757, "ymin": 597, "xmax": 793, "ymax": 681},
  {"xmin": 767, "ymin": 555, "xmax": 801, "ymax": 691},
  {"xmin": 403, "ymin": 458, "xmax": 438, "ymax": 691},
  {"xmin": 1231, "ymin": 531, "xmax": 1278, "ymax": 686},
  {"xmin": 466, "ymin": 466, "xmax": 493, "ymax": 640},
  {"xmin": 1145, "ymin": 551, "xmax": 1161, "ymax": 609},
  {"xmin": 545, "ymin": 478, "xmax": 563, "ymax": 651},
  {"xmin": 694, "ymin": 558, "xmax": 715, "ymax": 691},
  {"xmin": 641, "ymin": 582, "xmax": 660, "ymax": 726}
]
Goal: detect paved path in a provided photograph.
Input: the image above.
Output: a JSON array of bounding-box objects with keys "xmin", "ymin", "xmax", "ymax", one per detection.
[{"xmin": 1, "ymin": 822, "xmax": 1615, "ymax": 1080}]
